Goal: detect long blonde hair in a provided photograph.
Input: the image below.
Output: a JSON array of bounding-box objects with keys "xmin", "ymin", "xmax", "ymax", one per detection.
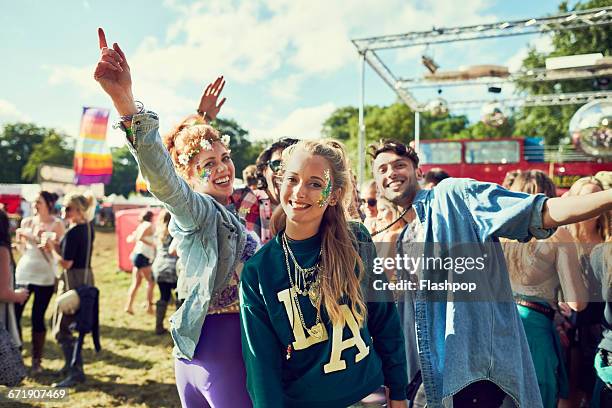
[
  {"xmin": 271, "ymin": 140, "xmax": 367, "ymax": 327},
  {"xmin": 566, "ymin": 177, "xmax": 611, "ymax": 243},
  {"xmin": 503, "ymin": 171, "xmax": 556, "ymax": 283},
  {"xmin": 63, "ymin": 192, "xmax": 96, "ymax": 222}
]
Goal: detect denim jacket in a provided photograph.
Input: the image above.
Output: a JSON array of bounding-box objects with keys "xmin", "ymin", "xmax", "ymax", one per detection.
[
  {"xmin": 127, "ymin": 112, "xmax": 247, "ymax": 360},
  {"xmin": 397, "ymin": 178, "xmax": 553, "ymax": 408}
]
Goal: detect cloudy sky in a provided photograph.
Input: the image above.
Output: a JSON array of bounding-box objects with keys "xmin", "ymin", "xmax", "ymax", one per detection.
[{"xmin": 1, "ymin": 0, "xmax": 572, "ymax": 147}]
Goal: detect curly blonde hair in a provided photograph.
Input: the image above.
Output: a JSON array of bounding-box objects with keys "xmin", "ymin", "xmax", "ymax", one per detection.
[{"xmin": 162, "ymin": 115, "xmax": 226, "ymax": 178}]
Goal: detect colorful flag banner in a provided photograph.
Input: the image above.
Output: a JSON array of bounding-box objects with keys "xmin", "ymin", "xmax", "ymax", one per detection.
[{"xmin": 74, "ymin": 107, "xmax": 113, "ymax": 185}]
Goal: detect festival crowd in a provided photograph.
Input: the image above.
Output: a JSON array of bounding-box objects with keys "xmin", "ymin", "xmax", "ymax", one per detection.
[{"xmin": 0, "ymin": 28, "xmax": 611, "ymax": 408}]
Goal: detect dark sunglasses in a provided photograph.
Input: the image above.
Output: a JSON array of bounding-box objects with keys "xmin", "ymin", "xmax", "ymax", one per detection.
[
  {"xmin": 267, "ymin": 159, "xmax": 283, "ymax": 173},
  {"xmin": 360, "ymin": 198, "xmax": 377, "ymax": 207}
]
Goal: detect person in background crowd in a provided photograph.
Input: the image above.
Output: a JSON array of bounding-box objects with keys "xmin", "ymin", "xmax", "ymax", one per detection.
[
  {"xmin": 346, "ymin": 169, "xmax": 364, "ymax": 221},
  {"xmin": 254, "ymin": 137, "xmax": 300, "ymax": 244},
  {"xmin": 125, "ymin": 210, "xmax": 156, "ymax": 315},
  {"xmin": 502, "ymin": 169, "xmax": 522, "ymax": 190},
  {"xmin": 561, "ymin": 176, "xmax": 611, "ymax": 408},
  {"xmin": 0, "ymin": 209, "xmax": 29, "ymax": 359},
  {"xmin": 371, "ymin": 197, "xmax": 408, "ymax": 288},
  {"xmin": 372, "ymin": 197, "xmax": 407, "ymax": 242},
  {"xmin": 422, "ymin": 168, "xmax": 450, "ymax": 189},
  {"xmin": 503, "ymin": 170, "xmax": 588, "ymax": 408},
  {"xmin": 14, "ymin": 191, "xmax": 64, "ymax": 374},
  {"xmin": 151, "ymin": 209, "xmax": 178, "ymax": 335},
  {"xmin": 93, "ymin": 28, "xmax": 261, "ymax": 407},
  {"xmin": 242, "ymin": 165, "xmax": 258, "ymax": 191},
  {"xmin": 47, "ymin": 193, "xmax": 95, "ymax": 387},
  {"xmin": 588, "ymin": 239, "xmax": 612, "ymax": 407},
  {"xmin": 20, "ymin": 197, "xmax": 32, "ymax": 219},
  {"xmin": 240, "ymin": 139, "xmax": 408, "ymax": 407},
  {"xmin": 370, "ymin": 139, "xmax": 612, "ymax": 408},
  {"xmin": 360, "ymin": 180, "xmax": 379, "ymax": 234}
]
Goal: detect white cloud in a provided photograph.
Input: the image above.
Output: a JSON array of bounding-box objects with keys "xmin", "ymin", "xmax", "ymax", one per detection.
[
  {"xmin": 0, "ymin": 100, "xmax": 30, "ymax": 124},
  {"xmin": 48, "ymin": 0, "xmax": 500, "ymax": 93},
  {"xmin": 44, "ymin": 0, "xmax": 513, "ymax": 138},
  {"xmin": 506, "ymin": 34, "xmax": 554, "ymax": 73},
  {"xmin": 250, "ymin": 102, "xmax": 336, "ymax": 141},
  {"xmin": 269, "ymin": 74, "xmax": 304, "ymax": 101}
]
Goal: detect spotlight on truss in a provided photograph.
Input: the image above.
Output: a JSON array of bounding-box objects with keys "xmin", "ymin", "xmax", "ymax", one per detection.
[{"xmin": 422, "ymin": 55, "xmax": 439, "ymax": 74}]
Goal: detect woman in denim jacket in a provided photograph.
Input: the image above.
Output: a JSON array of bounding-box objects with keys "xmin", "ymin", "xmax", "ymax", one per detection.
[{"xmin": 94, "ymin": 29, "xmax": 259, "ymax": 407}]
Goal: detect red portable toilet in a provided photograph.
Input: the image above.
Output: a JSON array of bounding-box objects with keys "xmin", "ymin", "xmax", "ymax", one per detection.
[{"xmin": 115, "ymin": 207, "xmax": 161, "ymax": 272}]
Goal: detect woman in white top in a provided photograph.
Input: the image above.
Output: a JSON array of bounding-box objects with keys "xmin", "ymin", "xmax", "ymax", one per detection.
[
  {"xmin": 125, "ymin": 210, "xmax": 156, "ymax": 314},
  {"xmin": 14, "ymin": 191, "xmax": 64, "ymax": 374}
]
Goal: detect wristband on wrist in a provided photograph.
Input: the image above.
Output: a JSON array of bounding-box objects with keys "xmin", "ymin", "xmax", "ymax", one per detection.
[
  {"xmin": 119, "ymin": 100, "xmax": 145, "ymax": 123},
  {"xmin": 196, "ymin": 109, "xmax": 212, "ymax": 122}
]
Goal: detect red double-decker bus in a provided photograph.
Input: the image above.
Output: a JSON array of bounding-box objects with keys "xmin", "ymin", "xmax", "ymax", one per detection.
[{"xmin": 418, "ymin": 137, "xmax": 611, "ymax": 191}]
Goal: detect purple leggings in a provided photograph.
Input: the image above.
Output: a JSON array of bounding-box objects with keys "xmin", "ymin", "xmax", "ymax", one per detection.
[{"xmin": 174, "ymin": 313, "xmax": 252, "ymax": 408}]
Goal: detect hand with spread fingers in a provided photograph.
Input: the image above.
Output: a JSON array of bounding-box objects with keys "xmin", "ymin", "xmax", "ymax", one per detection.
[
  {"xmin": 93, "ymin": 27, "xmax": 137, "ymax": 116},
  {"xmin": 197, "ymin": 76, "xmax": 227, "ymax": 122}
]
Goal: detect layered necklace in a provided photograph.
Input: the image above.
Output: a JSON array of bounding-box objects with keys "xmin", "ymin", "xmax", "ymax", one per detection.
[{"xmin": 281, "ymin": 233, "xmax": 324, "ymax": 339}]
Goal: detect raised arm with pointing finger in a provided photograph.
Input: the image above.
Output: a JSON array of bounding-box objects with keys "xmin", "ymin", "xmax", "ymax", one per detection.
[{"xmin": 93, "ymin": 28, "xmax": 249, "ymax": 363}]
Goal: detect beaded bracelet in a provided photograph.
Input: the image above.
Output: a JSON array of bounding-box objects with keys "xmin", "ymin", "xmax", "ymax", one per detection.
[{"xmin": 119, "ymin": 100, "xmax": 145, "ymax": 123}]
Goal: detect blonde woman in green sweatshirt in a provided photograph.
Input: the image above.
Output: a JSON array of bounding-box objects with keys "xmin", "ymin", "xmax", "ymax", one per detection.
[{"xmin": 239, "ymin": 140, "xmax": 408, "ymax": 408}]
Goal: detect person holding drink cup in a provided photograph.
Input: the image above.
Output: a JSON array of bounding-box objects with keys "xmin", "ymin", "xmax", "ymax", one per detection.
[
  {"xmin": 44, "ymin": 192, "xmax": 95, "ymax": 387},
  {"xmin": 14, "ymin": 191, "xmax": 64, "ymax": 374}
]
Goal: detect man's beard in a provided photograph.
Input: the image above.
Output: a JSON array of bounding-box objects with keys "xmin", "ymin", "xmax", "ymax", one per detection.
[{"xmin": 386, "ymin": 179, "xmax": 418, "ymax": 208}]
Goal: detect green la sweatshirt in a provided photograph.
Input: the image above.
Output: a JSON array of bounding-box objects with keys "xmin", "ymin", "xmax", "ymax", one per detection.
[{"xmin": 239, "ymin": 222, "xmax": 408, "ymax": 408}]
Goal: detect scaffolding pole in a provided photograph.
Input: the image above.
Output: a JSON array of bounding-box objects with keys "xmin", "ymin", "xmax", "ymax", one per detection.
[{"xmin": 358, "ymin": 53, "xmax": 366, "ymax": 187}]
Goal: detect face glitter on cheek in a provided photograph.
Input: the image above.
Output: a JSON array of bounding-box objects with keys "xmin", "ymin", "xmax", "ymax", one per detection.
[
  {"xmin": 317, "ymin": 169, "xmax": 332, "ymax": 208},
  {"xmin": 200, "ymin": 168, "xmax": 213, "ymax": 183}
]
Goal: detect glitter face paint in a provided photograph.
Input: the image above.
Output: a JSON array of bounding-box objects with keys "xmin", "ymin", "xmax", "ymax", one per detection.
[
  {"xmin": 200, "ymin": 167, "xmax": 213, "ymax": 183},
  {"xmin": 317, "ymin": 169, "xmax": 332, "ymax": 208}
]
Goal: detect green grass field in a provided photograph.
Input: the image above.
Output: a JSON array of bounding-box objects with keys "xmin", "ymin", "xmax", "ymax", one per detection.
[{"xmin": 3, "ymin": 230, "xmax": 181, "ymax": 408}]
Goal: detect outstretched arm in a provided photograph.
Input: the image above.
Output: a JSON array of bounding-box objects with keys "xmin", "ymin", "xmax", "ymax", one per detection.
[
  {"xmin": 93, "ymin": 28, "xmax": 213, "ymax": 230},
  {"xmin": 542, "ymin": 189, "xmax": 612, "ymax": 229}
]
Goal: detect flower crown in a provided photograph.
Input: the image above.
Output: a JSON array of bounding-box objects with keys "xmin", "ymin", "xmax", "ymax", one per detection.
[{"xmin": 177, "ymin": 133, "xmax": 231, "ymax": 167}]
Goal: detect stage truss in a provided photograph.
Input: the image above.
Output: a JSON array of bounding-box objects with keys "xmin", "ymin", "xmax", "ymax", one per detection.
[{"xmin": 351, "ymin": 6, "xmax": 612, "ymax": 184}]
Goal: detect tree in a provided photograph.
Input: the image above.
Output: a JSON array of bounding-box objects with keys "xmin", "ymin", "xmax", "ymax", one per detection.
[
  {"xmin": 323, "ymin": 102, "xmax": 472, "ymax": 175},
  {"xmin": 0, "ymin": 123, "xmax": 47, "ymax": 183},
  {"xmin": 322, "ymin": 106, "xmax": 359, "ymax": 141},
  {"xmin": 210, "ymin": 117, "xmax": 260, "ymax": 176},
  {"xmin": 106, "ymin": 146, "xmax": 139, "ymax": 197},
  {"xmin": 513, "ymin": 0, "xmax": 612, "ymax": 144},
  {"xmin": 22, "ymin": 133, "xmax": 74, "ymax": 182}
]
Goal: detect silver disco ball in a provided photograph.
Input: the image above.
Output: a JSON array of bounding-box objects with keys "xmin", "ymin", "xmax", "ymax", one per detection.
[
  {"xmin": 481, "ymin": 101, "xmax": 507, "ymax": 127},
  {"xmin": 569, "ymin": 100, "xmax": 612, "ymax": 158},
  {"xmin": 425, "ymin": 98, "xmax": 449, "ymax": 117}
]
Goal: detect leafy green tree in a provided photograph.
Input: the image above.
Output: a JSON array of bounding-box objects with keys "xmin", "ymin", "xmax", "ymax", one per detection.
[
  {"xmin": 106, "ymin": 146, "xmax": 139, "ymax": 197},
  {"xmin": 426, "ymin": 115, "xmax": 469, "ymax": 139},
  {"xmin": 22, "ymin": 133, "xmax": 74, "ymax": 181},
  {"xmin": 210, "ymin": 117, "xmax": 260, "ymax": 176},
  {"xmin": 0, "ymin": 123, "xmax": 48, "ymax": 183},
  {"xmin": 322, "ymin": 106, "xmax": 359, "ymax": 141}
]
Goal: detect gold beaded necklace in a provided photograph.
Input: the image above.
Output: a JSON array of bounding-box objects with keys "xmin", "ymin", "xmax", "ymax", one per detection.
[{"xmin": 281, "ymin": 233, "xmax": 324, "ymax": 339}]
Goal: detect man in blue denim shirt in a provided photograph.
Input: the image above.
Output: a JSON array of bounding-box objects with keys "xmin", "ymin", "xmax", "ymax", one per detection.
[{"xmin": 370, "ymin": 140, "xmax": 612, "ymax": 408}]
